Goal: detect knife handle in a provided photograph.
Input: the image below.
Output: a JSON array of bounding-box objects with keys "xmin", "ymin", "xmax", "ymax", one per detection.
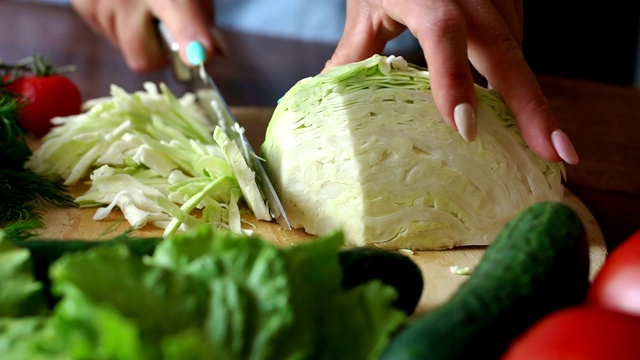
[{"xmin": 156, "ymin": 21, "xmax": 196, "ymax": 83}]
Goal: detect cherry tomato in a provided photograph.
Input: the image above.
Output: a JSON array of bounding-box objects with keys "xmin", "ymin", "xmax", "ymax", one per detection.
[
  {"xmin": 587, "ymin": 230, "xmax": 640, "ymax": 316},
  {"xmin": 5, "ymin": 74, "xmax": 82, "ymax": 138},
  {"xmin": 502, "ymin": 306, "xmax": 640, "ymax": 360}
]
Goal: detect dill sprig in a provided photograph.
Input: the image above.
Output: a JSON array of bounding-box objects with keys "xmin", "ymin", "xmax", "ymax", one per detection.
[
  {"xmin": 0, "ymin": 92, "xmax": 77, "ymax": 227},
  {"xmin": 0, "ymin": 96, "xmax": 31, "ymax": 167},
  {"xmin": 0, "ymin": 218, "xmax": 41, "ymax": 241}
]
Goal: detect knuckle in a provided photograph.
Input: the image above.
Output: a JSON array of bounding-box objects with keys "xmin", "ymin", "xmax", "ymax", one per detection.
[
  {"xmin": 495, "ymin": 36, "xmax": 522, "ymax": 59},
  {"xmin": 421, "ymin": 6, "xmax": 465, "ymax": 37}
]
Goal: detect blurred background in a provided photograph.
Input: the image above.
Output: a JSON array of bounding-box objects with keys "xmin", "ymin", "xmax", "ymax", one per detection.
[{"xmin": 8, "ymin": 0, "xmax": 640, "ymax": 87}]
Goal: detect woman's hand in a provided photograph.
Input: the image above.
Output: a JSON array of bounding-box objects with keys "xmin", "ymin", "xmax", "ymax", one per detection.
[
  {"xmin": 70, "ymin": 0, "xmax": 218, "ymax": 72},
  {"xmin": 327, "ymin": 0, "xmax": 578, "ymax": 164}
]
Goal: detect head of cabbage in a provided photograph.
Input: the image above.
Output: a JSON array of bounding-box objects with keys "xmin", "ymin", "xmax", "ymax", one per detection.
[{"xmin": 261, "ymin": 55, "xmax": 565, "ymax": 250}]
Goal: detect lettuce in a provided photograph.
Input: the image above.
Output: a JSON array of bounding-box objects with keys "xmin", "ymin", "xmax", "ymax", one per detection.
[
  {"xmin": 261, "ymin": 55, "xmax": 565, "ymax": 250},
  {"xmin": 0, "ymin": 228, "xmax": 405, "ymax": 359},
  {"xmin": 0, "ymin": 235, "xmax": 48, "ymax": 318}
]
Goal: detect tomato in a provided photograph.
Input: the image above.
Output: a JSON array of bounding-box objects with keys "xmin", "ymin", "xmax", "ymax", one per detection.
[
  {"xmin": 587, "ymin": 230, "xmax": 640, "ymax": 317},
  {"xmin": 502, "ymin": 306, "xmax": 640, "ymax": 359},
  {"xmin": 4, "ymin": 74, "xmax": 82, "ymax": 138}
]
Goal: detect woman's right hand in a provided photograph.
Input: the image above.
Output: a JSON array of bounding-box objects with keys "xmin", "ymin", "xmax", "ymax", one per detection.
[{"xmin": 70, "ymin": 0, "xmax": 218, "ymax": 72}]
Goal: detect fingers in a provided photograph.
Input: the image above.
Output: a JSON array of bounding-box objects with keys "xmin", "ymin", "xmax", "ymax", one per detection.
[
  {"xmin": 70, "ymin": 0, "xmax": 119, "ymax": 48},
  {"xmin": 70, "ymin": 0, "xmax": 166, "ymax": 71},
  {"xmin": 150, "ymin": 0, "xmax": 219, "ymax": 66},
  {"xmin": 330, "ymin": 0, "xmax": 577, "ymax": 164},
  {"xmin": 408, "ymin": 0, "xmax": 478, "ymax": 140},
  {"xmin": 115, "ymin": 2, "xmax": 168, "ymax": 71},
  {"xmin": 489, "ymin": 0, "xmax": 524, "ymax": 47},
  {"xmin": 461, "ymin": 1, "xmax": 578, "ymax": 163},
  {"xmin": 71, "ymin": 0, "xmax": 218, "ymax": 72},
  {"xmin": 328, "ymin": 0, "xmax": 479, "ymax": 141},
  {"xmin": 325, "ymin": 0, "xmax": 405, "ymax": 70}
]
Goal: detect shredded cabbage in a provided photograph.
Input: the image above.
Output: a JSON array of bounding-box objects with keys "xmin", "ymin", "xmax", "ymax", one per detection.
[
  {"xmin": 261, "ymin": 55, "xmax": 565, "ymax": 250},
  {"xmin": 26, "ymin": 83, "xmax": 271, "ymax": 236}
]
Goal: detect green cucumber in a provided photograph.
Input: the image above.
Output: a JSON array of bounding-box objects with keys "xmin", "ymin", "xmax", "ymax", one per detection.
[{"xmin": 380, "ymin": 201, "xmax": 590, "ymax": 360}]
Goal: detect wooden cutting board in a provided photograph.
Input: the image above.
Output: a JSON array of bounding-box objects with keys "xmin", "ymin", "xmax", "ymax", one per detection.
[{"xmin": 33, "ymin": 107, "xmax": 608, "ymax": 315}]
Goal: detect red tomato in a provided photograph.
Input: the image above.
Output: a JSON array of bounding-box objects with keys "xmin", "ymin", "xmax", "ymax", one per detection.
[
  {"xmin": 587, "ymin": 230, "xmax": 640, "ymax": 317},
  {"xmin": 5, "ymin": 74, "xmax": 82, "ymax": 138},
  {"xmin": 502, "ymin": 306, "xmax": 640, "ymax": 360}
]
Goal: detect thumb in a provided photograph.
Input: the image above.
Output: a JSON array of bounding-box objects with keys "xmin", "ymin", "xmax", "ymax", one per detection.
[{"xmin": 324, "ymin": 6, "xmax": 389, "ymax": 71}]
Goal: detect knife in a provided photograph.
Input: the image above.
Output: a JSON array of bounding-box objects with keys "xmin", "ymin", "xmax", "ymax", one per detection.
[{"xmin": 157, "ymin": 22, "xmax": 291, "ymax": 230}]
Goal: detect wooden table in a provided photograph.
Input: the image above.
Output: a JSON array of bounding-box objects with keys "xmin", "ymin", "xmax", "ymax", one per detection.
[{"xmin": 1, "ymin": 0, "xmax": 639, "ymax": 252}]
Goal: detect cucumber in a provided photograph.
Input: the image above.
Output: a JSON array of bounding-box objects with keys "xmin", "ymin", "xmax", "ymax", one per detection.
[
  {"xmin": 339, "ymin": 247, "xmax": 424, "ymax": 315},
  {"xmin": 380, "ymin": 201, "xmax": 590, "ymax": 360}
]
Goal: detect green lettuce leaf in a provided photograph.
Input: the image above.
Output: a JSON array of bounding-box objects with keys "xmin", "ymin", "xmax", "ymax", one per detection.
[
  {"xmin": 1, "ymin": 227, "xmax": 404, "ymax": 359},
  {"xmin": 0, "ymin": 235, "xmax": 48, "ymax": 317}
]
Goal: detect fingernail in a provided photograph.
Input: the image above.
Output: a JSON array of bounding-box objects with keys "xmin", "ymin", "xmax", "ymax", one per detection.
[
  {"xmin": 186, "ymin": 41, "xmax": 206, "ymax": 65},
  {"xmin": 551, "ymin": 129, "xmax": 579, "ymax": 165},
  {"xmin": 454, "ymin": 103, "xmax": 477, "ymax": 142}
]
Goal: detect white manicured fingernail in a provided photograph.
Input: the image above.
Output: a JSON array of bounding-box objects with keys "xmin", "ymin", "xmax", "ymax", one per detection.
[
  {"xmin": 551, "ymin": 129, "xmax": 579, "ymax": 165},
  {"xmin": 454, "ymin": 103, "xmax": 477, "ymax": 142}
]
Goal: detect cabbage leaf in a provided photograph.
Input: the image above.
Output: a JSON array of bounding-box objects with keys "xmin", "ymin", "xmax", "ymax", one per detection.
[{"xmin": 26, "ymin": 83, "xmax": 271, "ymax": 236}]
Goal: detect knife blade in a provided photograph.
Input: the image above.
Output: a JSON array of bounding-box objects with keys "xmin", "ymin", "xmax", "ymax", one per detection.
[{"xmin": 157, "ymin": 22, "xmax": 291, "ymax": 229}]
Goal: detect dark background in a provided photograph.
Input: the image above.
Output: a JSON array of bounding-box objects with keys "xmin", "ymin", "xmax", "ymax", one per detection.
[{"xmin": 522, "ymin": 2, "xmax": 639, "ymax": 86}]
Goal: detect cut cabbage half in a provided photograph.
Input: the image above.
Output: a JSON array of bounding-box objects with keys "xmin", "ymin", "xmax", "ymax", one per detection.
[{"xmin": 261, "ymin": 55, "xmax": 565, "ymax": 250}]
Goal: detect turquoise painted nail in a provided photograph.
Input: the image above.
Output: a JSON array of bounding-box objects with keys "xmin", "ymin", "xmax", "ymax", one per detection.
[{"xmin": 186, "ymin": 41, "xmax": 206, "ymax": 65}]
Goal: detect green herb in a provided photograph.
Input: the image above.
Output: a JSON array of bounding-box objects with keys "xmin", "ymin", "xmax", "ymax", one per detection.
[
  {"xmin": 0, "ymin": 92, "xmax": 76, "ymax": 227},
  {"xmin": 0, "ymin": 96, "xmax": 30, "ymax": 166},
  {"xmin": 0, "ymin": 220, "xmax": 42, "ymax": 243}
]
